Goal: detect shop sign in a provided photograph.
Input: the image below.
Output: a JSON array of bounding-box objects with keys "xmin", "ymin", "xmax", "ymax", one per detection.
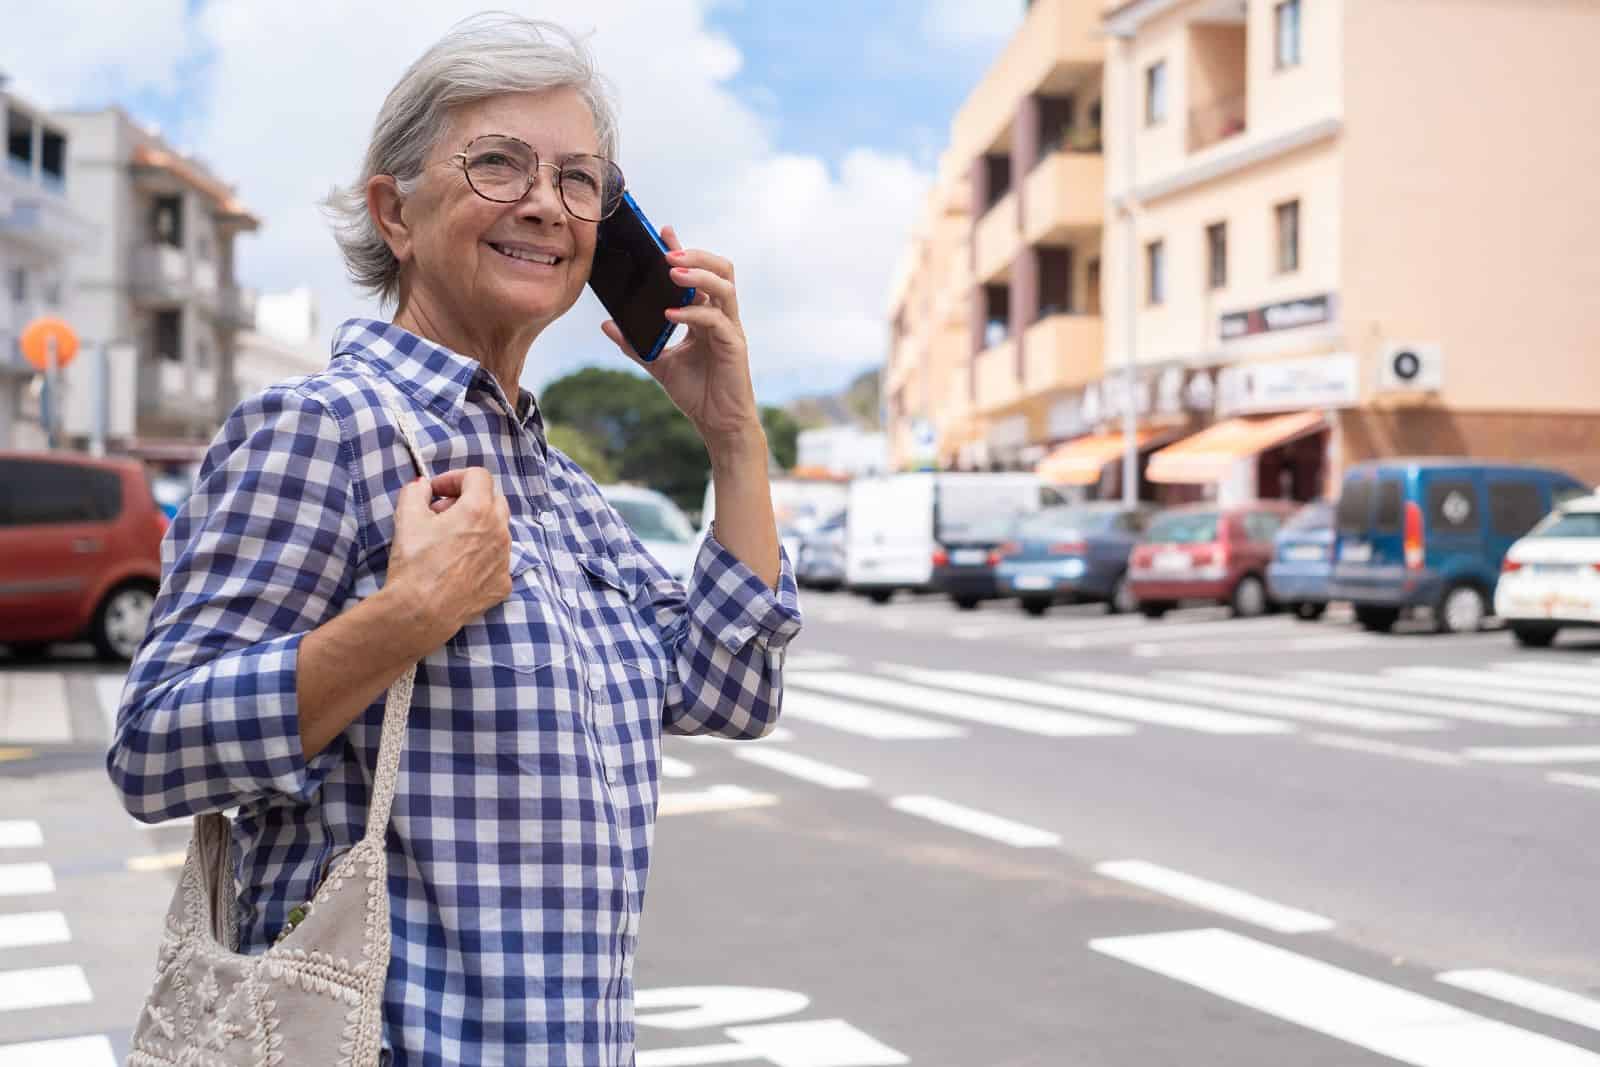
[
  {"xmin": 1216, "ymin": 353, "xmax": 1359, "ymax": 415},
  {"xmin": 1220, "ymin": 293, "xmax": 1335, "ymax": 341}
]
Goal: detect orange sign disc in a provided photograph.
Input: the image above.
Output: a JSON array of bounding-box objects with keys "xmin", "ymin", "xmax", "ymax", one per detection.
[{"xmin": 20, "ymin": 317, "xmax": 80, "ymax": 372}]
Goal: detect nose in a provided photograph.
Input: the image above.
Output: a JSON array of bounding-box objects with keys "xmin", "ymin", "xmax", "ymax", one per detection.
[{"xmin": 516, "ymin": 163, "xmax": 567, "ymax": 223}]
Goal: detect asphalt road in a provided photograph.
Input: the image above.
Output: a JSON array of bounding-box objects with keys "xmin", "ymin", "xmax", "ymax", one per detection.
[{"xmin": 3, "ymin": 595, "xmax": 1600, "ymax": 1065}]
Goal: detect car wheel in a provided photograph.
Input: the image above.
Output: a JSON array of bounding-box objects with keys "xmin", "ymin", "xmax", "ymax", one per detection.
[
  {"xmin": 1020, "ymin": 597, "xmax": 1051, "ymax": 617},
  {"xmin": 1355, "ymin": 605, "xmax": 1400, "ymax": 633},
  {"xmin": 1139, "ymin": 603, "xmax": 1171, "ymax": 620},
  {"xmin": 1108, "ymin": 574, "xmax": 1138, "ymax": 615},
  {"xmin": 953, "ymin": 596, "xmax": 981, "ymax": 611},
  {"xmin": 867, "ymin": 589, "xmax": 893, "ymax": 605},
  {"xmin": 1231, "ymin": 575, "xmax": 1268, "ymax": 618},
  {"xmin": 1437, "ymin": 583, "xmax": 1487, "ymax": 634},
  {"xmin": 91, "ymin": 583, "xmax": 157, "ymax": 661},
  {"xmin": 1511, "ymin": 624, "xmax": 1558, "ymax": 648},
  {"xmin": 1294, "ymin": 602, "xmax": 1327, "ymax": 621}
]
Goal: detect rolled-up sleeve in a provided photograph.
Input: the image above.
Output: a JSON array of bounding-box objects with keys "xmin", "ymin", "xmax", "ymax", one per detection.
[
  {"xmin": 636, "ymin": 528, "xmax": 803, "ymax": 740},
  {"xmin": 107, "ymin": 384, "xmax": 364, "ymax": 823}
]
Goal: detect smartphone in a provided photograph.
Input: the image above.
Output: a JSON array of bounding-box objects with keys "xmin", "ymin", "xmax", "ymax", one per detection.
[{"xmin": 588, "ymin": 191, "xmax": 695, "ymax": 362}]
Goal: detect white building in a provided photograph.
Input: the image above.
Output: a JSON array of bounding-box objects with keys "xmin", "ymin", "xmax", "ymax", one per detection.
[
  {"xmin": 235, "ymin": 286, "xmax": 329, "ymax": 401},
  {"xmin": 795, "ymin": 425, "xmax": 889, "ymax": 477},
  {"xmin": 51, "ymin": 107, "xmax": 260, "ymax": 465},
  {"xmin": 0, "ymin": 75, "xmax": 96, "ymax": 449}
]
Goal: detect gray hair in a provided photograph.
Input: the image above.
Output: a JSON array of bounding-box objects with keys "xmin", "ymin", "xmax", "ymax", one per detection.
[{"xmin": 323, "ymin": 12, "xmax": 619, "ymax": 306}]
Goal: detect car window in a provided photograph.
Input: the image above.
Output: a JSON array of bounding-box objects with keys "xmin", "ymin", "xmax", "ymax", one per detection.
[
  {"xmin": 1283, "ymin": 500, "xmax": 1332, "ymax": 533},
  {"xmin": 1146, "ymin": 511, "xmax": 1219, "ymax": 544},
  {"xmin": 610, "ymin": 497, "xmax": 695, "ymax": 544},
  {"xmin": 1115, "ymin": 510, "xmax": 1148, "ymax": 534},
  {"xmin": 0, "ymin": 459, "xmax": 122, "ymax": 526},
  {"xmin": 1488, "ymin": 481, "xmax": 1547, "ymax": 540},
  {"xmin": 1016, "ymin": 508, "xmax": 1088, "ymax": 540},
  {"xmin": 946, "ymin": 515, "xmax": 1021, "ymax": 542},
  {"xmin": 1553, "ymin": 484, "xmax": 1591, "ymax": 509},
  {"xmin": 1530, "ymin": 511, "xmax": 1600, "ymax": 538},
  {"xmin": 1426, "ymin": 478, "xmax": 1480, "ymax": 534},
  {"xmin": 936, "ymin": 479, "xmax": 1040, "ymax": 539},
  {"xmin": 1336, "ymin": 478, "xmax": 1373, "ymax": 534},
  {"xmin": 1374, "ymin": 479, "xmax": 1404, "ymax": 534},
  {"xmin": 1244, "ymin": 512, "xmax": 1284, "ymax": 542}
]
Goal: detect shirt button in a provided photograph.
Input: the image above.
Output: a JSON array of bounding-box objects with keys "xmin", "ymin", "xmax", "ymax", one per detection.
[
  {"xmin": 540, "ymin": 511, "xmax": 557, "ymax": 528},
  {"xmin": 588, "ymin": 676, "xmax": 603, "ymax": 692}
]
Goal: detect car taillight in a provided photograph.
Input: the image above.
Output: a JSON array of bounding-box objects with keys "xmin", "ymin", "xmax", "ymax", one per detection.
[
  {"xmin": 1591, "ymin": 562, "xmax": 1600, "ymax": 575},
  {"xmin": 1501, "ymin": 559, "xmax": 1524, "ymax": 574},
  {"xmin": 155, "ymin": 511, "xmax": 170, "ymax": 538},
  {"xmin": 989, "ymin": 542, "xmax": 1019, "ymax": 566},
  {"xmin": 1404, "ymin": 501, "xmax": 1425, "ymax": 570},
  {"xmin": 932, "ymin": 548, "xmax": 949, "ymax": 568},
  {"xmin": 1048, "ymin": 541, "xmax": 1087, "ymax": 556}
]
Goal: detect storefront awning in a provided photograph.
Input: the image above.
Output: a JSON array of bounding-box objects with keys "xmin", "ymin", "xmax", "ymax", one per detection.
[
  {"xmin": 1036, "ymin": 429, "xmax": 1171, "ymax": 486},
  {"xmin": 1145, "ymin": 411, "xmax": 1326, "ymax": 485}
]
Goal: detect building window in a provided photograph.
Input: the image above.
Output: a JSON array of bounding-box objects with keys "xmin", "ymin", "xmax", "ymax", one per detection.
[
  {"xmin": 1146, "ymin": 240, "xmax": 1166, "ymax": 305},
  {"xmin": 7, "ymin": 268, "xmax": 24, "ymax": 305},
  {"xmin": 151, "ymin": 195, "xmax": 184, "ymax": 248},
  {"xmin": 1275, "ymin": 199, "xmax": 1300, "ymax": 273},
  {"xmin": 1206, "ymin": 222, "xmax": 1227, "ymax": 290},
  {"xmin": 1275, "ymin": 0, "xmax": 1303, "ymax": 69},
  {"xmin": 154, "ymin": 310, "xmax": 183, "ymax": 363},
  {"xmin": 1145, "ymin": 61, "xmax": 1167, "ymax": 126}
]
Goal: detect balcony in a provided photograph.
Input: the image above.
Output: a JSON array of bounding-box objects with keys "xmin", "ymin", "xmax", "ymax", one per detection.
[
  {"xmin": 1021, "ymin": 313, "xmax": 1103, "ymax": 393},
  {"xmin": 973, "ymin": 190, "xmax": 1019, "ymax": 285},
  {"xmin": 1188, "ymin": 93, "xmax": 1248, "ymax": 154},
  {"xmin": 974, "ymin": 337, "xmax": 1021, "ymax": 414},
  {"xmin": 0, "ymin": 171, "xmax": 94, "ymax": 254},
  {"xmin": 130, "ymin": 243, "xmax": 191, "ymax": 304},
  {"xmin": 1021, "ymin": 150, "xmax": 1105, "ymax": 247}
]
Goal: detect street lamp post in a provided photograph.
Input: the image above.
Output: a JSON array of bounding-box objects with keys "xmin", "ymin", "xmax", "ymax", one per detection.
[{"xmin": 1115, "ymin": 31, "xmax": 1140, "ymax": 507}]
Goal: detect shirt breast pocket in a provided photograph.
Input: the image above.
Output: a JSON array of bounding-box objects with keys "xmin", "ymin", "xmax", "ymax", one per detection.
[
  {"xmin": 449, "ymin": 540, "xmax": 568, "ymax": 674},
  {"xmin": 576, "ymin": 550, "xmax": 667, "ymax": 790}
]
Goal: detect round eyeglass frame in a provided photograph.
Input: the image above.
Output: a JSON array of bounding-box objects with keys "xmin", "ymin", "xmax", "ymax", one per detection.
[{"xmin": 448, "ymin": 134, "xmax": 624, "ymax": 223}]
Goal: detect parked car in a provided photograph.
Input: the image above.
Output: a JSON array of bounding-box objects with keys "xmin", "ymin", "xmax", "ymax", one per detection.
[
  {"xmin": 1494, "ymin": 492, "xmax": 1600, "ymax": 647},
  {"xmin": 994, "ymin": 504, "xmax": 1152, "ymax": 616},
  {"xmin": 1267, "ymin": 499, "xmax": 1337, "ymax": 620},
  {"xmin": 797, "ymin": 511, "xmax": 847, "ymax": 591},
  {"xmin": 600, "ymin": 484, "xmax": 697, "ymax": 583},
  {"xmin": 0, "ymin": 451, "xmax": 166, "ymax": 660},
  {"xmin": 1128, "ymin": 501, "xmax": 1298, "ymax": 618},
  {"xmin": 1329, "ymin": 459, "xmax": 1587, "ymax": 634},
  {"xmin": 697, "ymin": 475, "xmax": 849, "ymax": 574},
  {"xmin": 845, "ymin": 472, "xmax": 1062, "ymax": 603},
  {"xmin": 932, "ymin": 513, "xmax": 1027, "ymax": 609}
]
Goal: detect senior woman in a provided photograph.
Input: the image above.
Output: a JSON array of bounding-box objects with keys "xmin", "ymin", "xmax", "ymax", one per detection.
[{"xmin": 108, "ymin": 14, "xmax": 800, "ymax": 1065}]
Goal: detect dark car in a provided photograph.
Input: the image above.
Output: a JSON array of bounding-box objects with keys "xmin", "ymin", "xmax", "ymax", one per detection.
[
  {"xmin": 1267, "ymin": 499, "xmax": 1336, "ymax": 620},
  {"xmin": 993, "ymin": 504, "xmax": 1151, "ymax": 616},
  {"xmin": 0, "ymin": 451, "xmax": 167, "ymax": 660},
  {"xmin": 1329, "ymin": 459, "xmax": 1587, "ymax": 633},
  {"xmin": 933, "ymin": 514, "xmax": 1024, "ymax": 610},
  {"xmin": 1128, "ymin": 501, "xmax": 1298, "ymax": 618}
]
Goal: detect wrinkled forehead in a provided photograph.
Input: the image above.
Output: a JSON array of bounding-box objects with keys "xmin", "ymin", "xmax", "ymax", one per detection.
[{"xmin": 440, "ymin": 89, "xmax": 602, "ymax": 161}]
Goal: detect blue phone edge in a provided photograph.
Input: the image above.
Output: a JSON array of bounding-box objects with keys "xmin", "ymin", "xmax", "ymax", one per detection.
[{"xmin": 621, "ymin": 190, "xmax": 696, "ymax": 362}]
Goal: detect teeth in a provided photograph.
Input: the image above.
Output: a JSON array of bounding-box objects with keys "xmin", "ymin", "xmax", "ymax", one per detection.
[{"xmin": 492, "ymin": 243, "xmax": 558, "ymax": 265}]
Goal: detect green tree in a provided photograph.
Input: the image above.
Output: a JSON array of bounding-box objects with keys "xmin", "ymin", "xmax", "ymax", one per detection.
[
  {"xmin": 760, "ymin": 405, "xmax": 800, "ymax": 471},
  {"xmin": 545, "ymin": 423, "xmax": 617, "ymax": 483}
]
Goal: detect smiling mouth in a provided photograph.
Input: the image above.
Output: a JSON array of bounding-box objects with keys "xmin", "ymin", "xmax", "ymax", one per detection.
[{"xmin": 488, "ymin": 242, "xmax": 562, "ymax": 266}]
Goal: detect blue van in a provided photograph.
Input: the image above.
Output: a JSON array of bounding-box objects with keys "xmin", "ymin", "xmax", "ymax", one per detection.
[{"xmin": 1329, "ymin": 460, "xmax": 1587, "ymax": 633}]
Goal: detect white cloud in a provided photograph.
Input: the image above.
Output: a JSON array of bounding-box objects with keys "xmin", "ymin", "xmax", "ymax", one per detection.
[
  {"xmin": 922, "ymin": 0, "xmax": 1025, "ymax": 47},
  {"xmin": 6, "ymin": 0, "xmax": 932, "ymax": 405},
  {"xmin": 0, "ymin": 0, "xmax": 196, "ymax": 109}
]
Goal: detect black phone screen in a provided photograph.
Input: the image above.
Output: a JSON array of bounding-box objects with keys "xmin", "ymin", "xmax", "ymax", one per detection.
[{"xmin": 587, "ymin": 193, "xmax": 693, "ymax": 361}]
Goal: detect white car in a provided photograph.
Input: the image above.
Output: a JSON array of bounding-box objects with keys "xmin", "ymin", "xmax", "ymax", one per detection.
[
  {"xmin": 599, "ymin": 484, "xmax": 698, "ymax": 583},
  {"xmin": 1496, "ymin": 492, "xmax": 1600, "ymax": 647}
]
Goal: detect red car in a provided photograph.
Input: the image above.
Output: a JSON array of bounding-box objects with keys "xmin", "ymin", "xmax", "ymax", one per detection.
[
  {"xmin": 1128, "ymin": 501, "xmax": 1298, "ymax": 618},
  {"xmin": 0, "ymin": 451, "xmax": 167, "ymax": 660}
]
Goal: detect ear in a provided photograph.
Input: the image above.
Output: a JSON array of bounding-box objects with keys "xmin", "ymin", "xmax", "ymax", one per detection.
[{"xmin": 367, "ymin": 174, "xmax": 414, "ymax": 266}]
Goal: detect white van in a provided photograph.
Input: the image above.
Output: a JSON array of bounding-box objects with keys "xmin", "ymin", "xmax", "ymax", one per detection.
[
  {"xmin": 696, "ymin": 476, "xmax": 850, "ymax": 567},
  {"xmin": 845, "ymin": 472, "xmax": 1053, "ymax": 602}
]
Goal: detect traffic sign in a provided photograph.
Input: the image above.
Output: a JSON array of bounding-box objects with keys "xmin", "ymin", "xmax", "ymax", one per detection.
[{"xmin": 20, "ymin": 317, "xmax": 79, "ymax": 372}]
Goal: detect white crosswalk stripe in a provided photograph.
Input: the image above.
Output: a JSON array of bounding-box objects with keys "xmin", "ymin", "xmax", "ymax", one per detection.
[
  {"xmin": 0, "ymin": 823, "xmax": 43, "ymax": 850},
  {"xmin": 0, "ymin": 910, "xmax": 70, "ymax": 951},
  {"xmin": 880, "ymin": 666, "xmax": 1287, "ymax": 735},
  {"xmin": 734, "ymin": 748, "xmax": 871, "ymax": 790},
  {"xmin": 1392, "ymin": 666, "xmax": 1600, "ymax": 701},
  {"xmin": 0, "ymin": 965, "xmax": 93, "ymax": 1013},
  {"xmin": 1438, "ymin": 970, "xmax": 1600, "ymax": 1033},
  {"xmin": 1159, "ymin": 670, "xmax": 1566, "ymax": 728},
  {"xmin": 0, "ymin": 673, "xmax": 70, "ymax": 744},
  {"xmin": 781, "ymin": 691, "xmax": 968, "ymax": 740},
  {"xmin": 1048, "ymin": 614, "xmax": 1293, "ymax": 650},
  {"xmin": 0, "ymin": 862, "xmax": 54, "ymax": 897},
  {"xmin": 1092, "ymin": 928, "xmax": 1600, "ymax": 1066},
  {"xmin": 1464, "ymin": 746, "xmax": 1600, "ymax": 765},
  {"xmin": 1056, "ymin": 671, "xmax": 1443, "ymax": 732},
  {"xmin": 1294, "ymin": 671, "xmax": 1600, "ymax": 717},
  {"xmin": 0, "ymin": 1035, "xmax": 117, "ymax": 1067},
  {"xmin": 1095, "ymin": 861, "xmax": 1334, "ymax": 933},
  {"xmin": 791, "ymin": 672, "xmax": 1136, "ymax": 738},
  {"xmin": 1493, "ymin": 662, "xmax": 1600, "ymax": 684}
]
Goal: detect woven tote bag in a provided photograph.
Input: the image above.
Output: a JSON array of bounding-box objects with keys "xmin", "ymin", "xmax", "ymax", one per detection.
[{"xmin": 128, "ymin": 382, "xmax": 429, "ymax": 1066}]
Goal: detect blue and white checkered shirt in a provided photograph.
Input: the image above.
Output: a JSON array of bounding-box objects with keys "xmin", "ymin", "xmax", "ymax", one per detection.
[{"xmin": 108, "ymin": 318, "xmax": 803, "ymax": 1065}]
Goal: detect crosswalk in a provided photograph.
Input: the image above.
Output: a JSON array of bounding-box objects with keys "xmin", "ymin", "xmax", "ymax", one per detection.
[
  {"xmin": 0, "ymin": 821, "xmax": 114, "ymax": 1065},
  {"xmin": 782, "ymin": 657, "xmax": 1600, "ymax": 774}
]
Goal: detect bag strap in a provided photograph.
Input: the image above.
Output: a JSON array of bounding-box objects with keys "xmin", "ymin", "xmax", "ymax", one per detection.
[{"xmin": 360, "ymin": 374, "xmax": 432, "ymax": 845}]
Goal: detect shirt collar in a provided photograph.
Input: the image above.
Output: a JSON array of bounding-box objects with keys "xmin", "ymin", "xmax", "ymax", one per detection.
[{"xmin": 331, "ymin": 318, "xmax": 548, "ymax": 447}]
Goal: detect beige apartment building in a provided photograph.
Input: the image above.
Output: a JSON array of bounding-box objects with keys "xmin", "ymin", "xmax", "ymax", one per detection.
[{"xmin": 890, "ymin": 0, "xmax": 1600, "ymax": 500}]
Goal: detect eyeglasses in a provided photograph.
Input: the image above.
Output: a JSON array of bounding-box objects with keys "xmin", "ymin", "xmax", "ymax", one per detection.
[{"xmin": 448, "ymin": 134, "xmax": 625, "ymax": 223}]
